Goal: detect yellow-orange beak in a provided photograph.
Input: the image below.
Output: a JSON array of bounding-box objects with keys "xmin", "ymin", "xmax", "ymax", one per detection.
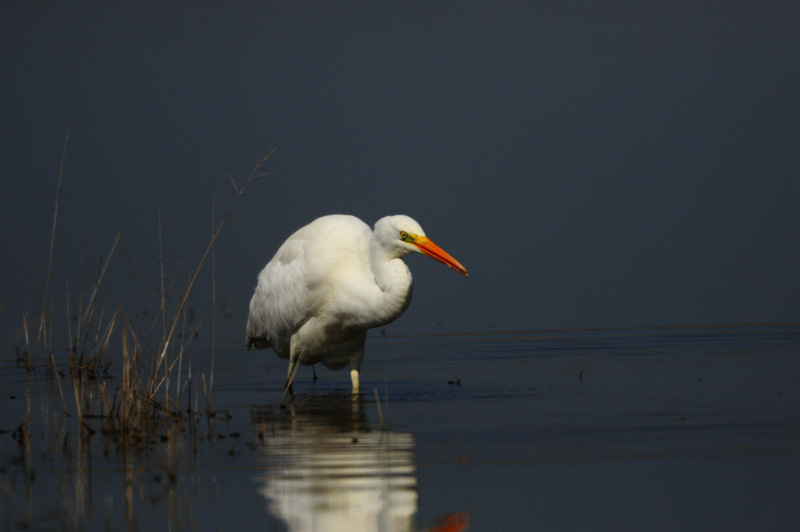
[{"xmin": 412, "ymin": 236, "xmax": 469, "ymax": 277}]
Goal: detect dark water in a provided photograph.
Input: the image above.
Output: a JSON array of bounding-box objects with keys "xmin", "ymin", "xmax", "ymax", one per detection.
[{"xmin": 1, "ymin": 325, "xmax": 799, "ymax": 530}]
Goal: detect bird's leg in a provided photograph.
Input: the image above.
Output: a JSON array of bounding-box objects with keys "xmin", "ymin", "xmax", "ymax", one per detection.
[
  {"xmin": 284, "ymin": 337, "xmax": 302, "ymax": 396},
  {"xmin": 312, "ymin": 364, "xmax": 318, "ymax": 383},
  {"xmin": 285, "ymin": 363, "xmax": 299, "ymax": 395},
  {"xmin": 349, "ymin": 355, "xmax": 362, "ymax": 394},
  {"xmin": 349, "ymin": 369, "xmax": 360, "ymax": 394},
  {"xmin": 349, "ymin": 342, "xmax": 365, "ymax": 394}
]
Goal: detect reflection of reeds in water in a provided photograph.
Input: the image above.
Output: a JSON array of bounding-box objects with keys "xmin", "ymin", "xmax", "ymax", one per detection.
[
  {"xmin": 17, "ymin": 144, "xmax": 273, "ymax": 446},
  {"xmin": 3, "ymin": 372, "xmax": 204, "ymax": 531},
  {"xmin": 250, "ymin": 394, "xmax": 418, "ymax": 532}
]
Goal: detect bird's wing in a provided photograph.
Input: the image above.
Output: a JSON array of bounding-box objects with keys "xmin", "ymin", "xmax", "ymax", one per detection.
[
  {"xmin": 246, "ymin": 215, "xmax": 374, "ymax": 349},
  {"xmin": 247, "ymin": 234, "xmax": 313, "ymax": 349}
]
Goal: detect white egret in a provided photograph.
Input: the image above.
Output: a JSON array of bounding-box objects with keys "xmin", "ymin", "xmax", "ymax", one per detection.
[{"xmin": 246, "ymin": 214, "xmax": 468, "ymax": 393}]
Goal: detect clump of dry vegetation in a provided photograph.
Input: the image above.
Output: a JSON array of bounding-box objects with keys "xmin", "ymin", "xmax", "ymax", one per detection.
[{"xmin": 17, "ymin": 139, "xmax": 272, "ymax": 446}]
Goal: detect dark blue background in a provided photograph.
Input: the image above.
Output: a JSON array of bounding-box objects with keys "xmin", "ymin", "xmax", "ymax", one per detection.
[{"xmin": 2, "ymin": 1, "xmax": 799, "ymax": 351}]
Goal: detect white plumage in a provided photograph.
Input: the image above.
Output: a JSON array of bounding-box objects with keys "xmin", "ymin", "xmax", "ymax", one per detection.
[{"xmin": 246, "ymin": 214, "xmax": 468, "ymax": 392}]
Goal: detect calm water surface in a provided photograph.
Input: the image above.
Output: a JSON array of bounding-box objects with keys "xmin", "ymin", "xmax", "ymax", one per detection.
[{"xmin": 1, "ymin": 325, "xmax": 798, "ymax": 531}]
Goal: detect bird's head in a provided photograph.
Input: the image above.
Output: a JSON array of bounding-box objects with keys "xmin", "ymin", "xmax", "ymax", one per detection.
[{"xmin": 375, "ymin": 215, "xmax": 469, "ymax": 276}]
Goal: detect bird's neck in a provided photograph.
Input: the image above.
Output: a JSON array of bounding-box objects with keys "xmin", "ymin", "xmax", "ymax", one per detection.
[{"xmin": 369, "ymin": 242, "xmax": 414, "ymax": 326}]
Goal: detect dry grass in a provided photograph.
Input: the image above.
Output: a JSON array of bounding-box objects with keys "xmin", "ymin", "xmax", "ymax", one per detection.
[{"xmin": 19, "ymin": 146, "xmax": 273, "ymax": 446}]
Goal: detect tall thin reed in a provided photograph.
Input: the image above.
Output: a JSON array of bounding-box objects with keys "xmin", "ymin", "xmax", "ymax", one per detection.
[
  {"xmin": 208, "ymin": 201, "xmax": 217, "ymax": 413},
  {"xmin": 158, "ymin": 151, "xmax": 272, "ymax": 363},
  {"xmin": 34, "ymin": 133, "xmax": 69, "ymax": 365}
]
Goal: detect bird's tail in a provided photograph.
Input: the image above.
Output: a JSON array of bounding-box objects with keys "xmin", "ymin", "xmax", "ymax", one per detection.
[{"xmin": 245, "ymin": 319, "xmax": 270, "ymax": 349}]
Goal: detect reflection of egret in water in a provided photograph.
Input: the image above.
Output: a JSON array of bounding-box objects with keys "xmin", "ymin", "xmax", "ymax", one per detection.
[{"xmin": 250, "ymin": 393, "xmax": 417, "ymax": 532}]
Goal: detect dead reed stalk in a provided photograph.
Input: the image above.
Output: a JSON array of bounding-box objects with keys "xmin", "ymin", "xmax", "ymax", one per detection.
[{"xmin": 33, "ymin": 134, "xmax": 69, "ymax": 367}]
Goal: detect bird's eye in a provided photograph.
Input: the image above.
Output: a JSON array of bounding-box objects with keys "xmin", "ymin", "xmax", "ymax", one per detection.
[{"xmin": 399, "ymin": 231, "xmax": 409, "ymax": 241}]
